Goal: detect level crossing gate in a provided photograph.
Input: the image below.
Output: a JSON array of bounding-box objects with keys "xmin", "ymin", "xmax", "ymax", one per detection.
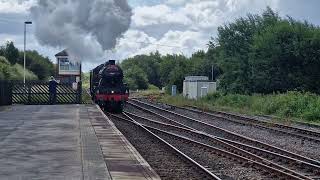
[
  {"xmin": 5, "ymin": 81, "xmax": 82, "ymax": 105},
  {"xmin": 0, "ymin": 81, "xmax": 12, "ymax": 106}
]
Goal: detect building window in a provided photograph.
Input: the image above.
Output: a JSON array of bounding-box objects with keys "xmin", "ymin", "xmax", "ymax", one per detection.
[
  {"xmin": 59, "ymin": 58, "xmax": 69, "ymax": 71},
  {"xmin": 59, "ymin": 58, "xmax": 80, "ymax": 71}
]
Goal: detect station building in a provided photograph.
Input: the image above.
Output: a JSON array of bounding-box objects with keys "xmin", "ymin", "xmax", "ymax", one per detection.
[
  {"xmin": 55, "ymin": 50, "xmax": 81, "ymax": 84},
  {"xmin": 183, "ymin": 76, "xmax": 217, "ymax": 99}
]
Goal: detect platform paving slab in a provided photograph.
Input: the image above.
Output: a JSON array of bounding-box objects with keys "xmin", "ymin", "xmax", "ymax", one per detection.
[
  {"xmin": 0, "ymin": 105, "xmax": 110, "ymax": 180},
  {"xmin": 87, "ymin": 105, "xmax": 161, "ymax": 180}
]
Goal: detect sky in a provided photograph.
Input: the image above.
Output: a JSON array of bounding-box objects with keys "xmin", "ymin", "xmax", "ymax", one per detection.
[{"xmin": 0, "ymin": 0, "xmax": 320, "ymax": 72}]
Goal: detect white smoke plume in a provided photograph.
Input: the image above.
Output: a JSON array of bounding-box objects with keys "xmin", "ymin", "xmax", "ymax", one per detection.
[{"xmin": 30, "ymin": 0, "xmax": 132, "ymax": 61}]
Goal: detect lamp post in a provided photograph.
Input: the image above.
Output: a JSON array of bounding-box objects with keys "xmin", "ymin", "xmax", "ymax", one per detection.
[{"xmin": 24, "ymin": 21, "xmax": 32, "ymax": 84}]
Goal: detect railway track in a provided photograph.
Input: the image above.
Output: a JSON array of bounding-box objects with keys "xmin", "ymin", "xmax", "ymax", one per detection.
[
  {"xmin": 123, "ymin": 110, "xmax": 320, "ymax": 179},
  {"xmin": 177, "ymin": 105, "xmax": 320, "ymax": 143},
  {"xmin": 108, "ymin": 112, "xmax": 221, "ymax": 180},
  {"xmin": 111, "ymin": 112, "xmax": 319, "ymax": 179},
  {"xmin": 128, "ymin": 99, "xmax": 320, "ymax": 167}
]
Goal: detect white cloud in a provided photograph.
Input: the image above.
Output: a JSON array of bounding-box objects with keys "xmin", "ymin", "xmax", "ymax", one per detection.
[
  {"xmin": 132, "ymin": 4, "xmax": 191, "ymax": 27},
  {"xmin": 115, "ymin": 0, "xmax": 280, "ymax": 62},
  {"xmin": 4, "ymin": 0, "xmax": 320, "ymax": 72},
  {"xmin": 0, "ymin": 0, "xmax": 35, "ymax": 13},
  {"xmin": 136, "ymin": 30, "xmax": 206, "ymax": 56},
  {"xmin": 108, "ymin": 30, "xmax": 157, "ymax": 60},
  {"xmin": 165, "ymin": 0, "xmax": 187, "ymax": 6}
]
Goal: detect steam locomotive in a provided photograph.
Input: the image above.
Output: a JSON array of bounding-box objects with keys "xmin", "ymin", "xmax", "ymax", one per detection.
[{"xmin": 90, "ymin": 60, "xmax": 129, "ymax": 112}]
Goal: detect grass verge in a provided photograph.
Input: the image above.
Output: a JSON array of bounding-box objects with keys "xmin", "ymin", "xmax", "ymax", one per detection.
[{"xmin": 143, "ymin": 91, "xmax": 320, "ymax": 125}]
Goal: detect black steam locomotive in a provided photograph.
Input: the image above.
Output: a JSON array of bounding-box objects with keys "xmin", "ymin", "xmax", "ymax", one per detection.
[{"xmin": 90, "ymin": 60, "xmax": 129, "ymax": 112}]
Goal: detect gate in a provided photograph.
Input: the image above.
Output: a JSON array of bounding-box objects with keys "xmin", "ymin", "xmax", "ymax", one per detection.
[
  {"xmin": 11, "ymin": 81, "xmax": 82, "ymax": 105},
  {"xmin": 0, "ymin": 81, "xmax": 12, "ymax": 106}
]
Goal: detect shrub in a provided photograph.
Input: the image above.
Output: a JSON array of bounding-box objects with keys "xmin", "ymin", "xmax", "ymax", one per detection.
[
  {"xmin": 10, "ymin": 64, "xmax": 38, "ymax": 80},
  {"xmin": 148, "ymin": 84, "xmax": 160, "ymax": 90},
  {"xmin": 160, "ymin": 91, "xmax": 320, "ymax": 123}
]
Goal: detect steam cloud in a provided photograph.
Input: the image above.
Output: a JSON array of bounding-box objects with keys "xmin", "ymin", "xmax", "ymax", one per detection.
[{"xmin": 30, "ymin": 0, "xmax": 132, "ymax": 61}]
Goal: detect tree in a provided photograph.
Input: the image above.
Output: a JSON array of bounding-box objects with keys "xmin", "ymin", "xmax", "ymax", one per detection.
[
  {"xmin": 121, "ymin": 52, "xmax": 162, "ymax": 88},
  {"xmin": 124, "ymin": 66, "xmax": 149, "ymax": 90},
  {"xmin": 0, "ymin": 56, "xmax": 11, "ymax": 80},
  {"xmin": 214, "ymin": 6, "xmax": 320, "ymax": 94},
  {"xmin": 0, "ymin": 41, "xmax": 54, "ymax": 81},
  {"xmin": 251, "ymin": 20, "xmax": 320, "ymax": 93},
  {"xmin": 2, "ymin": 41, "xmax": 19, "ymax": 65},
  {"xmin": 0, "ymin": 56, "xmax": 38, "ymax": 80},
  {"xmin": 18, "ymin": 50, "xmax": 54, "ymax": 80},
  {"xmin": 121, "ymin": 50, "xmax": 220, "ymax": 93}
]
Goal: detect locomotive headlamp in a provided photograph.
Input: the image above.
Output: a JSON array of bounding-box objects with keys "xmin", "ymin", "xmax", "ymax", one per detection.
[{"xmin": 111, "ymin": 91, "xmax": 114, "ymax": 94}]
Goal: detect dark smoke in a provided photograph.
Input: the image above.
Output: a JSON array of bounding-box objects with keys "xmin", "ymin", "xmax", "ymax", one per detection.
[{"xmin": 30, "ymin": 0, "xmax": 132, "ymax": 61}]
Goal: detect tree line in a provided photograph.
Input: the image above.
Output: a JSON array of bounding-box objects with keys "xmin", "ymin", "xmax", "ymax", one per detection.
[
  {"xmin": 0, "ymin": 41, "xmax": 54, "ymax": 81},
  {"xmin": 121, "ymin": 7, "xmax": 320, "ymax": 94},
  {"xmin": 121, "ymin": 51, "xmax": 220, "ymax": 92}
]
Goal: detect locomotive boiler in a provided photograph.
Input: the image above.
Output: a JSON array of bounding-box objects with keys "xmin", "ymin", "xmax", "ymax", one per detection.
[{"xmin": 90, "ymin": 60, "xmax": 129, "ymax": 112}]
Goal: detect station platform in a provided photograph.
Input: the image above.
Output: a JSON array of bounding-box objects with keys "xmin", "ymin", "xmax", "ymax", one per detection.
[{"xmin": 0, "ymin": 104, "xmax": 160, "ymax": 180}]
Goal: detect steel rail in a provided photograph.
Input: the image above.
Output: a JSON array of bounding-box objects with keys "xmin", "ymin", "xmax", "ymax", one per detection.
[
  {"xmin": 124, "ymin": 111, "xmax": 320, "ymax": 179},
  {"xmin": 185, "ymin": 104, "xmax": 320, "ymax": 130},
  {"xmin": 113, "ymin": 113, "xmax": 308, "ymax": 180},
  {"xmin": 129, "ymin": 99, "xmax": 320, "ymax": 167},
  {"xmin": 110, "ymin": 112, "xmax": 222, "ymax": 180},
  {"xmin": 179, "ymin": 105, "xmax": 320, "ymax": 142}
]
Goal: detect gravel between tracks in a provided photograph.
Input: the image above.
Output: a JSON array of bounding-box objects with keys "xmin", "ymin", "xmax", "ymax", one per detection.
[
  {"xmin": 129, "ymin": 101, "xmax": 320, "ymax": 161},
  {"xmin": 172, "ymin": 107, "xmax": 320, "ymax": 161},
  {"xmin": 109, "ymin": 114, "xmax": 214, "ymax": 180},
  {"xmin": 229, "ymin": 113, "xmax": 320, "ymax": 133},
  {"xmin": 150, "ymin": 129, "xmax": 271, "ymax": 180}
]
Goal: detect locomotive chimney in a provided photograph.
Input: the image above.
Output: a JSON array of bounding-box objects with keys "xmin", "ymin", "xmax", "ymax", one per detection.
[{"xmin": 109, "ymin": 60, "xmax": 116, "ymax": 65}]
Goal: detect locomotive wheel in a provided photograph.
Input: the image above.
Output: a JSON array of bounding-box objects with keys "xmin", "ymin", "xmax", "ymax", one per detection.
[
  {"xmin": 114, "ymin": 102, "xmax": 124, "ymax": 113},
  {"xmin": 102, "ymin": 102, "xmax": 123, "ymax": 113}
]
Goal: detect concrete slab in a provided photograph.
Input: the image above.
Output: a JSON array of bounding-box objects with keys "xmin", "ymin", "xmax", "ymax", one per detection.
[
  {"xmin": 87, "ymin": 105, "xmax": 161, "ymax": 180},
  {"xmin": 0, "ymin": 105, "xmax": 110, "ymax": 180}
]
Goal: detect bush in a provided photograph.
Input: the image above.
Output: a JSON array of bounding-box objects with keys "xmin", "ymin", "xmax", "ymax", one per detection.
[
  {"xmin": 148, "ymin": 84, "xmax": 160, "ymax": 90},
  {"xmin": 10, "ymin": 64, "xmax": 38, "ymax": 80},
  {"xmin": 0, "ymin": 56, "xmax": 38, "ymax": 81},
  {"xmin": 160, "ymin": 91, "xmax": 320, "ymax": 123}
]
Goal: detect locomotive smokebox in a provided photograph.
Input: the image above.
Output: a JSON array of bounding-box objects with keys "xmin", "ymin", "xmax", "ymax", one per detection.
[{"xmin": 99, "ymin": 60, "xmax": 124, "ymax": 81}]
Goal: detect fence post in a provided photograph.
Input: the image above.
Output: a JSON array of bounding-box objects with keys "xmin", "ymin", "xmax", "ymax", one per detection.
[
  {"xmin": 27, "ymin": 84, "xmax": 32, "ymax": 105},
  {"xmin": 0, "ymin": 81, "xmax": 3, "ymax": 105},
  {"xmin": 77, "ymin": 81, "xmax": 82, "ymax": 104},
  {"xmin": 0, "ymin": 81, "xmax": 13, "ymax": 106},
  {"xmin": 8, "ymin": 82, "xmax": 12, "ymax": 105}
]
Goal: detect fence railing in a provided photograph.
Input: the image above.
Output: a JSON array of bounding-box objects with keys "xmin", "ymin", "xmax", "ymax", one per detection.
[
  {"xmin": 0, "ymin": 81, "xmax": 12, "ymax": 106},
  {"xmin": 0, "ymin": 81, "xmax": 82, "ymax": 105}
]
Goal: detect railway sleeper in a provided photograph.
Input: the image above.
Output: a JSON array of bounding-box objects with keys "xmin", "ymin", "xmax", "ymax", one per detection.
[
  {"xmin": 124, "ymin": 106, "xmax": 320, "ymax": 178},
  {"xmin": 148, "ymin": 126, "xmax": 308, "ymax": 180},
  {"xmin": 129, "ymin": 100, "xmax": 320, "ymax": 167}
]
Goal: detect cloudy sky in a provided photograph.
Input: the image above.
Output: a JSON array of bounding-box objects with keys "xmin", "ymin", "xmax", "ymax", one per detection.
[{"xmin": 0, "ymin": 0, "xmax": 320, "ymax": 71}]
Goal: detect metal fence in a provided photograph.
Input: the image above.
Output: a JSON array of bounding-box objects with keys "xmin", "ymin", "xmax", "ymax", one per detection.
[
  {"xmin": 0, "ymin": 81, "xmax": 12, "ymax": 106},
  {"xmin": 0, "ymin": 81, "xmax": 82, "ymax": 105}
]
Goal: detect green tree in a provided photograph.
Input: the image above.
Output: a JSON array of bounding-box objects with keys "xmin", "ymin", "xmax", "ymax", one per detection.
[
  {"xmin": 18, "ymin": 50, "xmax": 54, "ymax": 80},
  {"xmin": 251, "ymin": 20, "xmax": 320, "ymax": 93},
  {"xmin": 0, "ymin": 56, "xmax": 38, "ymax": 80},
  {"xmin": 124, "ymin": 66, "xmax": 148, "ymax": 90},
  {"xmin": 1, "ymin": 41, "xmax": 19, "ymax": 65},
  {"xmin": 213, "ymin": 6, "xmax": 320, "ymax": 94},
  {"xmin": 0, "ymin": 41, "xmax": 54, "ymax": 81},
  {"xmin": 0, "ymin": 56, "xmax": 11, "ymax": 80},
  {"xmin": 121, "ymin": 52, "xmax": 162, "ymax": 88}
]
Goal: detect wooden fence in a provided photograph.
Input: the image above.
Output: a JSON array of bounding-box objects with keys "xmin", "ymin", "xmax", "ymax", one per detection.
[{"xmin": 0, "ymin": 81, "xmax": 82, "ymax": 105}]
